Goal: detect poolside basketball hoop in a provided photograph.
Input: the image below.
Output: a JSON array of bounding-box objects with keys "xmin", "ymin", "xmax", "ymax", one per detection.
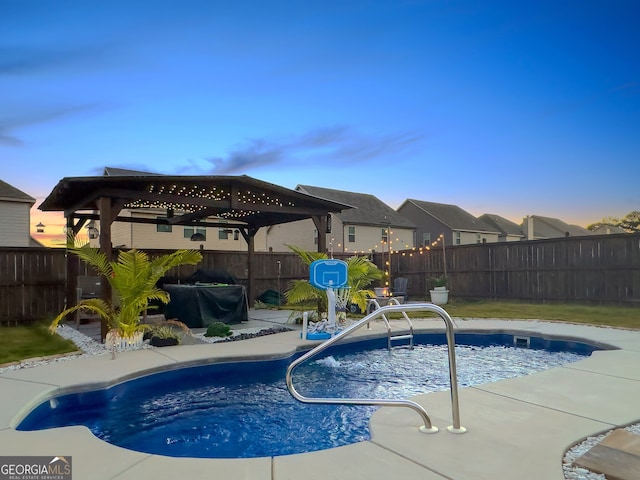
[{"xmin": 306, "ymin": 259, "xmax": 348, "ymax": 340}]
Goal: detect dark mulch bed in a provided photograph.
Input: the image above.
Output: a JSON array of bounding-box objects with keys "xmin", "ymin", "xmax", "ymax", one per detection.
[{"xmin": 219, "ymin": 327, "xmax": 294, "ymax": 342}]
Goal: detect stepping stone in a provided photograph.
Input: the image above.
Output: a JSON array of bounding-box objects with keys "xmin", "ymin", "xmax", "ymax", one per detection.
[{"xmin": 573, "ymin": 429, "xmax": 640, "ymax": 480}]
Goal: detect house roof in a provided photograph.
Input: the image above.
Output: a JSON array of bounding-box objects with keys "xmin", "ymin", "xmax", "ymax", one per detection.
[
  {"xmin": 39, "ymin": 174, "xmax": 352, "ymax": 229},
  {"xmin": 523, "ymin": 215, "xmax": 591, "ymax": 238},
  {"xmin": 0, "ymin": 179, "xmax": 35, "ymax": 204},
  {"xmin": 296, "ymin": 185, "xmax": 416, "ymax": 229},
  {"xmin": 592, "ymin": 224, "xmax": 627, "ymax": 234},
  {"xmin": 401, "ymin": 199, "xmax": 498, "ymax": 233},
  {"xmin": 478, "ymin": 213, "xmax": 524, "ymax": 237}
]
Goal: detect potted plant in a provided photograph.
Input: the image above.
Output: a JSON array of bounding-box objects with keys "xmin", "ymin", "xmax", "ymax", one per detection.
[
  {"xmin": 430, "ymin": 275, "xmax": 449, "ymax": 305},
  {"xmin": 49, "ymin": 244, "xmax": 202, "ymax": 352},
  {"xmin": 432, "ymin": 275, "xmax": 448, "ymax": 290},
  {"xmin": 148, "ymin": 325, "xmax": 182, "ymax": 347}
]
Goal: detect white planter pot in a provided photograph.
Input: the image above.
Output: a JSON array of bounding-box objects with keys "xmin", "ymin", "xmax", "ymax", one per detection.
[
  {"xmin": 430, "ymin": 289, "xmax": 449, "ymax": 305},
  {"xmin": 106, "ymin": 330, "xmax": 144, "ymax": 351},
  {"xmin": 434, "ymin": 286, "xmax": 447, "ymax": 291}
]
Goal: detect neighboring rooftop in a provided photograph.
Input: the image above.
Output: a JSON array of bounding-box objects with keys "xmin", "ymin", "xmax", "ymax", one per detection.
[
  {"xmin": 401, "ymin": 199, "xmax": 498, "ymax": 233},
  {"xmin": 0, "ymin": 178, "xmax": 35, "ymax": 204},
  {"xmin": 478, "ymin": 213, "xmax": 525, "ymax": 237},
  {"xmin": 297, "ymin": 185, "xmax": 416, "ymax": 229},
  {"xmin": 103, "ymin": 166, "xmax": 163, "ymax": 176},
  {"xmin": 523, "ymin": 215, "xmax": 591, "ymax": 239}
]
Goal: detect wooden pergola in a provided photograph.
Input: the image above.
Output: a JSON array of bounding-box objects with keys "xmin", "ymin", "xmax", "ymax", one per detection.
[{"xmin": 39, "ymin": 174, "xmax": 351, "ymax": 338}]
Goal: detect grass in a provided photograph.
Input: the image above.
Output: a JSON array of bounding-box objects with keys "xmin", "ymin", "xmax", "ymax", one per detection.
[
  {"xmin": 283, "ymin": 299, "xmax": 640, "ymax": 330},
  {"xmin": 439, "ymin": 299, "xmax": 640, "ymax": 329},
  {"xmin": 0, "ymin": 322, "xmax": 79, "ymax": 365}
]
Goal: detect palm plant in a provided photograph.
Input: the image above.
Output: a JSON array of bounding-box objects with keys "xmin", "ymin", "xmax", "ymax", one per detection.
[
  {"xmin": 49, "ymin": 245, "xmax": 202, "ymax": 339},
  {"xmin": 284, "ymin": 245, "xmax": 383, "ymax": 314}
]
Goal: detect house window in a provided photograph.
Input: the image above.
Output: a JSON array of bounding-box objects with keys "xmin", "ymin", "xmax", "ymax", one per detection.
[
  {"xmin": 455, "ymin": 232, "xmax": 461, "ymax": 245},
  {"xmin": 184, "ymin": 227, "xmax": 206, "ymax": 240},
  {"xmin": 314, "ymin": 229, "xmax": 318, "ymax": 245},
  {"xmin": 156, "ymin": 216, "xmax": 172, "ymax": 233},
  {"xmin": 348, "ymin": 226, "xmax": 356, "ymax": 243},
  {"xmin": 476, "ymin": 233, "xmax": 481, "ymax": 244},
  {"xmin": 381, "ymin": 228, "xmax": 388, "ymax": 243},
  {"xmin": 422, "ymin": 232, "xmax": 431, "ymax": 246},
  {"xmin": 219, "ymin": 228, "xmax": 230, "ymax": 240}
]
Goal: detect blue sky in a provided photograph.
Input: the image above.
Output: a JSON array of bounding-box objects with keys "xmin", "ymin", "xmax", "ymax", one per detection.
[{"xmin": 1, "ymin": 0, "xmax": 638, "ymax": 244}]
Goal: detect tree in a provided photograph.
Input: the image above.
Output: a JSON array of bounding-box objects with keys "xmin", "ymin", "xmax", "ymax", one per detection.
[
  {"xmin": 619, "ymin": 211, "xmax": 640, "ymax": 232},
  {"xmin": 49, "ymin": 246, "xmax": 202, "ymax": 339},
  {"xmin": 587, "ymin": 211, "xmax": 640, "ymax": 233}
]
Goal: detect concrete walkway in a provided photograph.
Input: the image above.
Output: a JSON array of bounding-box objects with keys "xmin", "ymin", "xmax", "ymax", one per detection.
[{"xmin": 1, "ymin": 313, "xmax": 639, "ymax": 480}]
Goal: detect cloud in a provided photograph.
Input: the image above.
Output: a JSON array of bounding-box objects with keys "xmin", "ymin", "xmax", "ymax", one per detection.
[
  {"xmin": 0, "ymin": 104, "xmax": 102, "ymax": 147},
  {"xmin": 185, "ymin": 126, "xmax": 426, "ymax": 175},
  {"xmin": 0, "ymin": 45, "xmax": 120, "ymax": 76}
]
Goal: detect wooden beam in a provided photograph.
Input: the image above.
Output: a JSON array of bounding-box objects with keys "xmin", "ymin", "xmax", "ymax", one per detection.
[
  {"xmin": 312, "ymin": 215, "xmax": 328, "ymax": 254},
  {"xmin": 246, "ymin": 227, "xmax": 260, "ymax": 306},
  {"xmin": 65, "ymin": 216, "xmax": 78, "ymax": 318},
  {"xmin": 98, "ymin": 196, "xmax": 115, "ymax": 341}
]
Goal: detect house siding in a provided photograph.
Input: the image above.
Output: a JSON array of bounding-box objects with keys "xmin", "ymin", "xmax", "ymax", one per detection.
[
  {"xmin": 397, "ymin": 202, "xmax": 453, "ymax": 247},
  {"xmin": 90, "ymin": 210, "xmax": 268, "ymax": 251},
  {"xmin": 0, "ymin": 201, "xmax": 32, "ymax": 247},
  {"xmin": 265, "ymin": 218, "xmax": 318, "ymax": 252},
  {"xmin": 342, "ymin": 224, "xmax": 414, "ymax": 254}
]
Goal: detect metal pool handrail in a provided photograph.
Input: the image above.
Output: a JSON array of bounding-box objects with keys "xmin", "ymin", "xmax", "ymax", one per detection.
[
  {"xmin": 285, "ymin": 303, "xmax": 467, "ymax": 434},
  {"xmin": 367, "ymin": 297, "xmax": 414, "ymax": 349}
]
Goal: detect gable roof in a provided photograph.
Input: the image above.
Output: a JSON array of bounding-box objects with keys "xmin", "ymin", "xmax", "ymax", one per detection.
[
  {"xmin": 523, "ymin": 215, "xmax": 591, "ymax": 238},
  {"xmin": 296, "ymin": 185, "xmax": 416, "ymax": 229},
  {"xmin": 0, "ymin": 179, "xmax": 35, "ymax": 204},
  {"xmin": 478, "ymin": 213, "xmax": 524, "ymax": 237},
  {"xmin": 592, "ymin": 224, "xmax": 627, "ymax": 234},
  {"xmin": 401, "ymin": 199, "xmax": 498, "ymax": 233}
]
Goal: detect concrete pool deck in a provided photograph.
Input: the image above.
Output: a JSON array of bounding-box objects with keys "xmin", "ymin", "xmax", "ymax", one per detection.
[{"xmin": 1, "ymin": 313, "xmax": 640, "ymax": 480}]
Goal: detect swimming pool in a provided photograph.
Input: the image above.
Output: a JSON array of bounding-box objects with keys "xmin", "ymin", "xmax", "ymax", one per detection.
[{"xmin": 17, "ymin": 332, "xmax": 601, "ymax": 458}]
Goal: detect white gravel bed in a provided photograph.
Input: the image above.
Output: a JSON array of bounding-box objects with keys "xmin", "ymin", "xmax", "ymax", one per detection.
[{"xmin": 563, "ymin": 423, "xmax": 640, "ymax": 480}]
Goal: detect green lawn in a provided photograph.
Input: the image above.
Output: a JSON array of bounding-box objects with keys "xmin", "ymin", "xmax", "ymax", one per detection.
[
  {"xmin": 439, "ymin": 299, "xmax": 640, "ymax": 329},
  {"xmin": 0, "ymin": 323, "xmax": 79, "ymax": 365}
]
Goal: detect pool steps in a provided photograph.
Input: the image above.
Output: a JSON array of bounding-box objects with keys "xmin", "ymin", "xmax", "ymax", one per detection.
[{"xmin": 286, "ymin": 302, "xmax": 467, "ymax": 435}]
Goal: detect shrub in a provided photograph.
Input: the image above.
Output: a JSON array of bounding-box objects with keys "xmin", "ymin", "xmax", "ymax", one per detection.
[{"xmin": 205, "ymin": 322, "xmax": 232, "ymax": 338}]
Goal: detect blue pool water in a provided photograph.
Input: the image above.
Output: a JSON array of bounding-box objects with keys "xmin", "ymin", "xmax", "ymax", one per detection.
[{"xmin": 18, "ymin": 333, "xmax": 601, "ymax": 458}]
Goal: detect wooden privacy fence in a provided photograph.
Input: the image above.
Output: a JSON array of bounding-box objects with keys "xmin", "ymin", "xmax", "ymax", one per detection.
[
  {"xmin": 1, "ymin": 233, "xmax": 638, "ymax": 324},
  {"xmin": 386, "ymin": 233, "xmax": 640, "ymax": 304}
]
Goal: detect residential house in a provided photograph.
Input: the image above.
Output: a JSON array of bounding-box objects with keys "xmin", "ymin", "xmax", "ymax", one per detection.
[
  {"xmin": 522, "ymin": 215, "xmax": 591, "ymax": 240},
  {"xmin": 397, "ymin": 199, "xmax": 500, "ymax": 246},
  {"xmin": 591, "ymin": 224, "xmax": 627, "ymax": 235},
  {"xmin": 478, "ymin": 214, "xmax": 525, "ymax": 242},
  {"xmin": 0, "ymin": 178, "xmax": 39, "ymax": 247},
  {"xmin": 264, "ymin": 185, "xmax": 416, "ymax": 253}
]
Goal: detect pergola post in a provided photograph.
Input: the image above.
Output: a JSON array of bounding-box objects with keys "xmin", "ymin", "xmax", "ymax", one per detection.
[
  {"xmin": 312, "ymin": 215, "xmax": 329, "ymax": 254},
  {"xmin": 65, "ymin": 216, "xmax": 78, "ymax": 315}
]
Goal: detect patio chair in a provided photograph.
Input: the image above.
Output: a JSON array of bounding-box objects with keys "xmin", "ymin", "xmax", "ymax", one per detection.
[
  {"xmin": 391, "ymin": 277, "xmax": 408, "ymax": 301},
  {"xmin": 75, "ymin": 276, "xmax": 103, "ymax": 326}
]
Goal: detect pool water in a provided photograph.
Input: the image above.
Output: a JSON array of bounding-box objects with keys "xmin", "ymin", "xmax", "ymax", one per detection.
[{"xmin": 18, "ymin": 334, "xmax": 598, "ymax": 458}]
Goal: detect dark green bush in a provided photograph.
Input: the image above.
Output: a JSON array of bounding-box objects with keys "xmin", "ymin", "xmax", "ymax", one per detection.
[{"xmin": 205, "ymin": 322, "xmax": 232, "ymax": 338}]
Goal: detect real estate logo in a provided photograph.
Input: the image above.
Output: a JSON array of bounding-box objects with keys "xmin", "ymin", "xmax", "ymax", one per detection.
[{"xmin": 0, "ymin": 456, "xmax": 72, "ymax": 480}]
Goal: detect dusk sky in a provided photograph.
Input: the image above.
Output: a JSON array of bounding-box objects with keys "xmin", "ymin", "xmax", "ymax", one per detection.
[{"xmin": 1, "ymin": 0, "xmax": 638, "ymax": 245}]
